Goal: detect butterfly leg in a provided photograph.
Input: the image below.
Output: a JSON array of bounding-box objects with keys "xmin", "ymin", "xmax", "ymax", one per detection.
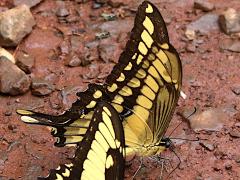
[{"xmin": 132, "ymin": 157, "xmax": 144, "ymax": 179}]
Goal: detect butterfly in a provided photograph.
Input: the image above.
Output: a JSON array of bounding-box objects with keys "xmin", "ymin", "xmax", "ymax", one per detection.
[
  {"xmin": 17, "ymin": 0, "xmax": 182, "ymax": 158},
  {"xmin": 37, "ymin": 102, "xmax": 125, "ymax": 180}
]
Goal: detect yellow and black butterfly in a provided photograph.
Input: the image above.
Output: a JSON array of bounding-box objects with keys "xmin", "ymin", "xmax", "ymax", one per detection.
[
  {"xmin": 37, "ymin": 102, "xmax": 125, "ymax": 180},
  {"xmin": 17, "ymin": 0, "xmax": 181, "ymax": 158}
]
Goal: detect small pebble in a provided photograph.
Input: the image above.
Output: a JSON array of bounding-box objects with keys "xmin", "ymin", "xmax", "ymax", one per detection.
[
  {"xmin": 56, "ymin": 7, "xmax": 69, "ymax": 17},
  {"xmin": 231, "ymin": 86, "xmax": 240, "ymax": 95},
  {"xmin": 4, "ymin": 110, "xmax": 12, "ymax": 116},
  {"xmin": 213, "ymin": 160, "xmax": 222, "ymax": 171},
  {"xmin": 15, "ymin": 51, "xmax": 35, "ymax": 74},
  {"xmin": 234, "ymin": 122, "xmax": 240, "ymax": 127},
  {"xmin": 235, "ymin": 157, "xmax": 240, "ymax": 164},
  {"xmin": 225, "ymin": 163, "xmax": 232, "ymax": 170},
  {"xmin": 186, "ymin": 43, "xmax": 196, "ymax": 52},
  {"xmin": 8, "ymin": 124, "xmax": 17, "ymax": 131},
  {"xmin": 92, "ymin": 2, "xmax": 102, "ymax": 9},
  {"xmin": 194, "ymin": 0, "xmax": 215, "ymax": 12},
  {"xmin": 229, "ymin": 129, "xmax": 240, "ymax": 138},
  {"xmin": 199, "ymin": 141, "xmax": 215, "ymax": 151},
  {"xmin": 95, "ymin": 31, "xmax": 110, "ymax": 40}
]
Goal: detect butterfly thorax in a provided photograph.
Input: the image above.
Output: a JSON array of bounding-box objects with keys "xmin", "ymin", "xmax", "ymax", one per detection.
[{"xmin": 126, "ymin": 143, "xmax": 167, "ymax": 157}]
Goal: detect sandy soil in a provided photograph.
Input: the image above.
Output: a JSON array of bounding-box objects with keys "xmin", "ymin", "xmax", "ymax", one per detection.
[{"xmin": 0, "ymin": 0, "xmax": 240, "ymax": 179}]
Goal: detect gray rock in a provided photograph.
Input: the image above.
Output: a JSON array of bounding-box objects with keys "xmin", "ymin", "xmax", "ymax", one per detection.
[
  {"xmin": 220, "ymin": 39, "xmax": 240, "ymax": 53},
  {"xmin": 15, "ymin": 51, "xmax": 35, "ymax": 74},
  {"xmin": 194, "ymin": 0, "xmax": 215, "ymax": 12},
  {"xmin": 13, "ymin": 0, "xmax": 43, "ymax": 8},
  {"xmin": 186, "ymin": 14, "xmax": 219, "ymax": 35},
  {"xmin": 31, "ymin": 77, "xmax": 55, "ymax": 96},
  {"xmin": 0, "ymin": 56, "xmax": 30, "ymax": 95},
  {"xmin": 219, "ymin": 8, "xmax": 240, "ymax": 35},
  {"xmin": 0, "ymin": 5, "xmax": 35, "ymax": 47},
  {"xmin": 189, "ymin": 108, "xmax": 227, "ymax": 132}
]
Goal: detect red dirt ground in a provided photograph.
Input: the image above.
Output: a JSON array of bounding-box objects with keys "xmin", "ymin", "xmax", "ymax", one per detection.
[{"xmin": 0, "ymin": 0, "xmax": 240, "ymax": 179}]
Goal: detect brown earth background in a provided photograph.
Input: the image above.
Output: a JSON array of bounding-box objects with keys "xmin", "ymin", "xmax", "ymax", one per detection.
[{"xmin": 0, "ymin": 0, "xmax": 240, "ymax": 179}]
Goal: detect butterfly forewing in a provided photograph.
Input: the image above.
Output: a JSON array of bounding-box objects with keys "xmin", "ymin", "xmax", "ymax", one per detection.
[{"xmin": 104, "ymin": 1, "xmax": 182, "ymax": 152}]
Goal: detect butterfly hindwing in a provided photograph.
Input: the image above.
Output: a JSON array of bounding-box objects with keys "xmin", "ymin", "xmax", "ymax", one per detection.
[
  {"xmin": 17, "ymin": 84, "xmax": 105, "ymax": 147},
  {"xmin": 39, "ymin": 102, "xmax": 125, "ymax": 180}
]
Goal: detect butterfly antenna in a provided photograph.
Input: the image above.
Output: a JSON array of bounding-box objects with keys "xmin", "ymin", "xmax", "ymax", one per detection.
[{"xmin": 168, "ymin": 107, "xmax": 197, "ymax": 137}]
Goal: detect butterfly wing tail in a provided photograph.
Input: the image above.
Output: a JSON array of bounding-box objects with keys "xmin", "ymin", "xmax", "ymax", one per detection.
[
  {"xmin": 16, "ymin": 109, "xmax": 89, "ymax": 147},
  {"xmin": 16, "ymin": 109, "xmax": 71, "ymax": 126}
]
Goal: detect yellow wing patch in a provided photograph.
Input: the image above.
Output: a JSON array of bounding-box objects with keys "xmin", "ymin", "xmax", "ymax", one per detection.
[
  {"xmin": 138, "ymin": 41, "xmax": 148, "ymax": 55},
  {"xmin": 124, "ymin": 62, "xmax": 132, "ymax": 71},
  {"xmin": 141, "ymin": 30, "xmax": 153, "ymax": 48},
  {"xmin": 116, "ymin": 73, "xmax": 125, "ymax": 82},
  {"xmin": 86, "ymin": 100, "xmax": 97, "ymax": 109},
  {"xmin": 137, "ymin": 54, "xmax": 143, "ymax": 65},
  {"xmin": 93, "ymin": 90, "xmax": 103, "ymax": 99},
  {"xmin": 145, "ymin": 4, "xmax": 153, "ymax": 13},
  {"xmin": 107, "ymin": 83, "xmax": 118, "ymax": 92},
  {"xmin": 143, "ymin": 16, "xmax": 154, "ymax": 34}
]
